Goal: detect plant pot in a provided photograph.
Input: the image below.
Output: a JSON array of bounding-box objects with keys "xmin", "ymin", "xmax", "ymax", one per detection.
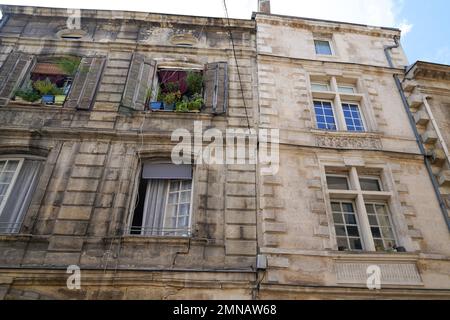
[
  {"xmin": 41, "ymin": 95, "xmax": 55, "ymax": 105},
  {"xmin": 163, "ymin": 102, "xmax": 175, "ymax": 111},
  {"xmin": 54, "ymin": 95, "xmax": 66, "ymax": 105},
  {"xmin": 149, "ymin": 101, "xmax": 163, "ymax": 111}
]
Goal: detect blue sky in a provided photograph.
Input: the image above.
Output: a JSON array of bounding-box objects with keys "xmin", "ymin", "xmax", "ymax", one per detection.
[{"xmin": 0, "ymin": 0, "xmax": 448, "ymax": 65}]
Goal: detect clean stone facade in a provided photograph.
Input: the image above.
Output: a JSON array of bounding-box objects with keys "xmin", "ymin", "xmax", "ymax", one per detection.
[{"xmin": 0, "ymin": 4, "xmax": 448, "ymax": 300}]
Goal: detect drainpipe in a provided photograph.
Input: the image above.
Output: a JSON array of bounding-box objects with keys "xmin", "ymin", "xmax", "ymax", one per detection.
[
  {"xmin": 384, "ymin": 37, "xmax": 450, "ymax": 230},
  {"xmin": 422, "ymin": 96, "xmax": 450, "ymax": 168}
]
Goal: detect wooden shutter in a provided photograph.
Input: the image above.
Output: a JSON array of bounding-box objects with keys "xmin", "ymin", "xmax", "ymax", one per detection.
[
  {"xmin": 0, "ymin": 52, "xmax": 35, "ymax": 107},
  {"xmin": 65, "ymin": 56, "xmax": 106, "ymax": 110},
  {"xmin": 203, "ymin": 62, "xmax": 228, "ymax": 115},
  {"xmin": 121, "ymin": 53, "xmax": 157, "ymax": 112}
]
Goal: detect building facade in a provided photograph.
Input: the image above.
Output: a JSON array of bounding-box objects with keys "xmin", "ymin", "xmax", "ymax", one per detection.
[{"xmin": 0, "ymin": 3, "xmax": 448, "ymax": 300}]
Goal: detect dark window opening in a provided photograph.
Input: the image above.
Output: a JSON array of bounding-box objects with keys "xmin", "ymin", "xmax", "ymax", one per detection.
[
  {"xmin": 14, "ymin": 56, "xmax": 81, "ymax": 105},
  {"xmin": 130, "ymin": 177, "xmax": 148, "ymax": 235},
  {"xmin": 148, "ymin": 69, "xmax": 204, "ymax": 113}
]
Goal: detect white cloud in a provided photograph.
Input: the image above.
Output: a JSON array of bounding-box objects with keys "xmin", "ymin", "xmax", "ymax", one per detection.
[{"xmin": 0, "ymin": 0, "xmax": 411, "ymax": 32}]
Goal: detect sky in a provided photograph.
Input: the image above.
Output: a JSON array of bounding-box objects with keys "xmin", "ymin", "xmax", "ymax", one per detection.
[{"xmin": 0, "ymin": 0, "xmax": 448, "ymax": 65}]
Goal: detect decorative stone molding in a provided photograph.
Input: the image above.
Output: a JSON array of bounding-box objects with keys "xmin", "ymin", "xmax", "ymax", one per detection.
[
  {"xmin": 335, "ymin": 262, "xmax": 422, "ymax": 286},
  {"xmin": 314, "ymin": 132, "xmax": 382, "ymax": 150}
]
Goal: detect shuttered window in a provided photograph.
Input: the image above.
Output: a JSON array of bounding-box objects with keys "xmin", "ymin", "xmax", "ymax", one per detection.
[
  {"xmin": 121, "ymin": 53, "xmax": 157, "ymax": 112},
  {"xmin": 64, "ymin": 56, "xmax": 106, "ymax": 110},
  {"xmin": 0, "ymin": 52, "xmax": 36, "ymax": 107},
  {"xmin": 203, "ymin": 62, "xmax": 228, "ymax": 114}
]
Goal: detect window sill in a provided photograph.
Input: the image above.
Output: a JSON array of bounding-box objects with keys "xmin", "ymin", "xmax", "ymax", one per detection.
[
  {"xmin": 311, "ymin": 129, "xmax": 380, "ymax": 137},
  {"xmin": 108, "ymin": 235, "xmax": 208, "ymax": 246}
]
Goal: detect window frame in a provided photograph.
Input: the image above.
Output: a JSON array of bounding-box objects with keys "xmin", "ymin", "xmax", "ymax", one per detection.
[
  {"xmin": 337, "ymin": 85, "xmax": 356, "ymax": 94},
  {"xmin": 341, "ymin": 101, "xmax": 367, "ymax": 132},
  {"xmin": 314, "ymin": 39, "xmax": 334, "ymax": 56},
  {"xmin": 313, "ymin": 99, "xmax": 338, "ymax": 131},
  {"xmin": 331, "ymin": 200, "xmax": 365, "ymax": 251},
  {"xmin": 365, "ymin": 202, "xmax": 398, "ymax": 251},
  {"xmin": 311, "ymin": 82, "xmax": 331, "ymax": 92},
  {"xmin": 326, "ymin": 174, "xmax": 351, "ymax": 191},
  {"xmin": 359, "ymin": 176, "xmax": 383, "ymax": 192},
  {"xmin": 0, "ymin": 158, "xmax": 24, "ymax": 217}
]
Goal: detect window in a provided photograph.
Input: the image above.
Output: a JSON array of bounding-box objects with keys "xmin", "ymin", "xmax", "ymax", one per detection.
[
  {"xmin": 366, "ymin": 203, "xmax": 396, "ymax": 251},
  {"xmin": 338, "ymin": 85, "xmax": 355, "ymax": 94},
  {"xmin": 359, "ymin": 177, "xmax": 382, "ymax": 191},
  {"xmin": 332, "ymin": 201, "xmax": 363, "ymax": 251},
  {"xmin": 130, "ymin": 163, "xmax": 193, "ymax": 237},
  {"xmin": 326, "ymin": 175, "xmax": 349, "ymax": 190},
  {"xmin": 325, "ymin": 168, "xmax": 398, "ymax": 252},
  {"xmin": 311, "ymin": 82, "xmax": 330, "ymax": 92},
  {"xmin": 342, "ymin": 103, "xmax": 365, "ymax": 132},
  {"xmin": 314, "ymin": 40, "xmax": 333, "ymax": 55},
  {"xmin": 0, "ymin": 158, "xmax": 41, "ymax": 234},
  {"xmin": 314, "ymin": 100, "xmax": 337, "ymax": 131},
  {"xmin": 14, "ymin": 56, "xmax": 81, "ymax": 106}
]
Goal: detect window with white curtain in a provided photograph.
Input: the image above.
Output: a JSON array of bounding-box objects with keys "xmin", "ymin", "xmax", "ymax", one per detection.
[
  {"xmin": 0, "ymin": 157, "xmax": 41, "ymax": 234},
  {"xmin": 130, "ymin": 163, "xmax": 193, "ymax": 237}
]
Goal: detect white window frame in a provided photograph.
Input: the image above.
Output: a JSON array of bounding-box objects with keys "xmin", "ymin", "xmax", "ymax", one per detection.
[
  {"xmin": 0, "ymin": 158, "xmax": 24, "ymax": 217},
  {"xmin": 359, "ymin": 176, "xmax": 383, "ymax": 192},
  {"xmin": 364, "ymin": 202, "xmax": 398, "ymax": 251},
  {"xmin": 341, "ymin": 101, "xmax": 367, "ymax": 132},
  {"xmin": 161, "ymin": 179, "xmax": 194, "ymax": 236},
  {"xmin": 314, "ymin": 39, "xmax": 334, "ymax": 56},
  {"xmin": 331, "ymin": 200, "xmax": 365, "ymax": 251},
  {"xmin": 313, "ymin": 99, "xmax": 339, "ymax": 131},
  {"xmin": 338, "ymin": 85, "xmax": 356, "ymax": 94}
]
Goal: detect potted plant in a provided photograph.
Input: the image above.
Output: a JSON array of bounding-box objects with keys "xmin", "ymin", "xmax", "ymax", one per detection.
[
  {"xmin": 186, "ymin": 71, "xmax": 203, "ymax": 96},
  {"xmin": 148, "ymin": 88, "xmax": 163, "ymax": 111},
  {"xmin": 14, "ymin": 88, "xmax": 41, "ymax": 103},
  {"xmin": 162, "ymin": 90, "xmax": 181, "ymax": 111},
  {"xmin": 56, "ymin": 56, "xmax": 81, "ymax": 77},
  {"xmin": 33, "ymin": 78, "xmax": 63, "ymax": 104}
]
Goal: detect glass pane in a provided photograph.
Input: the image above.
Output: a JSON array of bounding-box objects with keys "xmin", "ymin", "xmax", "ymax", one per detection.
[
  {"xmin": 0, "ymin": 161, "xmax": 6, "ymax": 172},
  {"xmin": 177, "ymin": 216, "xmax": 188, "ymax": 228},
  {"xmin": 181, "ymin": 180, "xmax": 192, "ymax": 190},
  {"xmin": 375, "ymin": 205, "xmax": 388, "ymax": 215},
  {"xmin": 335, "ymin": 225, "xmax": 346, "ymax": 236},
  {"xmin": 0, "ymin": 184, "xmax": 8, "ymax": 195},
  {"xmin": 4, "ymin": 160, "xmax": 19, "ymax": 172},
  {"xmin": 338, "ymin": 86, "xmax": 355, "ymax": 94},
  {"xmin": 342, "ymin": 203, "xmax": 354, "ymax": 213},
  {"xmin": 337, "ymin": 237, "xmax": 348, "ymax": 250},
  {"xmin": 384, "ymin": 239, "xmax": 396, "ymax": 250},
  {"xmin": 169, "ymin": 181, "xmax": 179, "ymax": 191},
  {"xmin": 311, "ymin": 83, "xmax": 330, "ymax": 91},
  {"xmin": 346, "ymin": 226, "xmax": 360, "ymax": 237},
  {"xmin": 168, "ymin": 193, "xmax": 178, "ymax": 204},
  {"xmin": 365, "ymin": 204, "xmax": 375, "ymax": 214},
  {"xmin": 381, "ymin": 227, "xmax": 394, "ymax": 239},
  {"xmin": 349, "ymin": 238, "xmax": 363, "ymax": 250},
  {"xmin": 374, "ymin": 239, "xmax": 385, "ymax": 251},
  {"xmin": 371, "ymin": 227, "xmax": 382, "ymax": 238},
  {"xmin": 179, "ymin": 203, "xmax": 190, "ymax": 216},
  {"xmin": 368, "ymin": 215, "xmax": 378, "ymax": 226},
  {"xmin": 0, "ymin": 172, "xmax": 14, "ymax": 184},
  {"xmin": 315, "ymin": 40, "xmax": 332, "ymax": 55},
  {"xmin": 165, "ymin": 204, "xmax": 177, "ymax": 220},
  {"xmin": 326, "ymin": 176, "xmax": 349, "ymax": 190},
  {"xmin": 359, "ymin": 178, "xmax": 381, "ymax": 191},
  {"xmin": 180, "ymin": 191, "xmax": 191, "ymax": 203},
  {"xmin": 333, "ymin": 213, "xmax": 343, "ymax": 224},
  {"xmin": 331, "ymin": 202, "xmax": 341, "ymax": 212},
  {"xmin": 378, "ymin": 215, "xmax": 391, "ymax": 227},
  {"xmin": 345, "ymin": 214, "xmax": 357, "ymax": 225}
]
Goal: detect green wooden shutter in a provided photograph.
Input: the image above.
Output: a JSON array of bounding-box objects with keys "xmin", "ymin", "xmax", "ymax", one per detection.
[
  {"xmin": 203, "ymin": 62, "xmax": 228, "ymax": 115},
  {"xmin": 0, "ymin": 52, "xmax": 35, "ymax": 107},
  {"xmin": 65, "ymin": 56, "xmax": 106, "ymax": 110},
  {"xmin": 121, "ymin": 53, "xmax": 157, "ymax": 112}
]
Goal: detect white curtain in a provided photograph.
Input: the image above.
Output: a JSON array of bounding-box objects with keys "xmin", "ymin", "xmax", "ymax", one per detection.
[
  {"xmin": 0, "ymin": 160, "xmax": 41, "ymax": 234},
  {"xmin": 141, "ymin": 179, "xmax": 168, "ymax": 236}
]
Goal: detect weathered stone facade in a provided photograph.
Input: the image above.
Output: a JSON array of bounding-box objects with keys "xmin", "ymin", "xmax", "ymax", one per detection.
[{"xmin": 0, "ymin": 5, "xmax": 448, "ymax": 300}]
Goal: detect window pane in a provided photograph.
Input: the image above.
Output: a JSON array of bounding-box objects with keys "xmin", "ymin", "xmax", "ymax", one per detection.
[
  {"xmin": 371, "ymin": 227, "xmax": 382, "ymax": 238},
  {"xmin": 365, "ymin": 203, "xmax": 375, "ymax": 214},
  {"xmin": 360, "ymin": 178, "xmax": 381, "ymax": 191},
  {"xmin": 333, "ymin": 213, "xmax": 343, "ymax": 223},
  {"xmin": 349, "ymin": 238, "xmax": 363, "ymax": 250},
  {"xmin": 381, "ymin": 227, "xmax": 394, "ymax": 239},
  {"xmin": 181, "ymin": 180, "xmax": 192, "ymax": 190},
  {"xmin": 375, "ymin": 205, "xmax": 388, "ymax": 215},
  {"xmin": 169, "ymin": 181, "xmax": 179, "ymax": 191},
  {"xmin": 332, "ymin": 201, "xmax": 363, "ymax": 251},
  {"xmin": 337, "ymin": 237, "xmax": 349, "ymax": 250},
  {"xmin": 368, "ymin": 215, "xmax": 378, "ymax": 226},
  {"xmin": 378, "ymin": 215, "xmax": 390, "ymax": 227},
  {"xmin": 311, "ymin": 83, "xmax": 330, "ymax": 91},
  {"xmin": 314, "ymin": 40, "xmax": 332, "ymax": 55},
  {"xmin": 4, "ymin": 160, "xmax": 19, "ymax": 172},
  {"xmin": 0, "ymin": 172, "xmax": 14, "ymax": 184},
  {"xmin": 331, "ymin": 202, "xmax": 341, "ymax": 212},
  {"xmin": 168, "ymin": 192, "xmax": 178, "ymax": 204},
  {"xmin": 180, "ymin": 191, "xmax": 191, "ymax": 203},
  {"xmin": 346, "ymin": 226, "xmax": 360, "ymax": 237},
  {"xmin": 335, "ymin": 225, "xmax": 346, "ymax": 236},
  {"xmin": 345, "ymin": 214, "xmax": 357, "ymax": 224},
  {"xmin": 314, "ymin": 101, "xmax": 337, "ymax": 130},
  {"xmin": 342, "ymin": 103, "xmax": 365, "ymax": 132},
  {"xmin": 326, "ymin": 176, "xmax": 349, "ymax": 190},
  {"xmin": 0, "ymin": 184, "xmax": 7, "ymax": 195},
  {"xmin": 342, "ymin": 203, "xmax": 354, "ymax": 213},
  {"xmin": 338, "ymin": 86, "xmax": 355, "ymax": 94}
]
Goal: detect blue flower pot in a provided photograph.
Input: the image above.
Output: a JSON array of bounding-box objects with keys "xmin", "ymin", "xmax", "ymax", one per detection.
[
  {"xmin": 163, "ymin": 102, "xmax": 175, "ymax": 111},
  {"xmin": 149, "ymin": 101, "xmax": 163, "ymax": 110},
  {"xmin": 42, "ymin": 95, "xmax": 55, "ymax": 104}
]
